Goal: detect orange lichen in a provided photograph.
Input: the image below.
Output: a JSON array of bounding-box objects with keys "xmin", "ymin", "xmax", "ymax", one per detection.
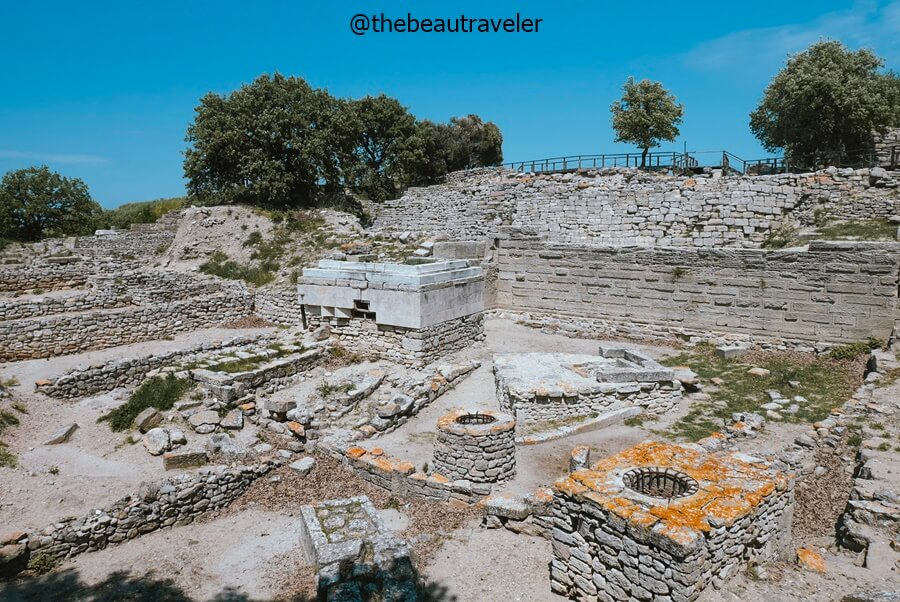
[
  {"xmin": 531, "ymin": 487, "xmax": 554, "ymax": 505},
  {"xmin": 796, "ymin": 547, "xmax": 826, "ymax": 572},
  {"xmin": 369, "ymin": 448, "xmax": 384, "ymax": 456},
  {"xmin": 346, "ymin": 446, "xmax": 367, "ymax": 459},
  {"xmin": 553, "ymin": 441, "xmax": 786, "ymax": 539}
]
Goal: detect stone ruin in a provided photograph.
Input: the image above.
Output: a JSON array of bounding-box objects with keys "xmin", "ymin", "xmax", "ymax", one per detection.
[
  {"xmin": 493, "ymin": 346, "xmax": 681, "ymax": 424},
  {"xmin": 300, "ymin": 496, "xmax": 417, "ymax": 601},
  {"xmin": 432, "ymin": 409, "xmax": 517, "ymax": 483},
  {"xmin": 550, "ymin": 442, "xmax": 794, "ymax": 602},
  {"xmin": 298, "ymin": 259, "xmax": 485, "ymax": 366}
]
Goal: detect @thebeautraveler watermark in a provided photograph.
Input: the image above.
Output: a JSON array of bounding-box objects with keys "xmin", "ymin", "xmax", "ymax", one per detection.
[{"xmin": 350, "ymin": 13, "xmax": 543, "ymax": 36}]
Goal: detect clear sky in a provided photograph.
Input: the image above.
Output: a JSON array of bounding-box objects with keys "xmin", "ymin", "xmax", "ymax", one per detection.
[{"xmin": 1, "ymin": 1, "xmax": 898, "ymax": 207}]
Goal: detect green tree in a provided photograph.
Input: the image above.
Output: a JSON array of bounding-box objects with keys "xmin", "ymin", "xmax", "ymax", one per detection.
[
  {"xmin": 0, "ymin": 166, "xmax": 103, "ymax": 241},
  {"xmin": 345, "ymin": 94, "xmax": 418, "ymax": 201},
  {"xmin": 750, "ymin": 40, "xmax": 900, "ymax": 168},
  {"xmin": 610, "ymin": 77, "xmax": 684, "ymax": 167},
  {"xmin": 183, "ymin": 73, "xmax": 354, "ymax": 208},
  {"xmin": 445, "ymin": 115, "xmax": 504, "ymax": 170}
]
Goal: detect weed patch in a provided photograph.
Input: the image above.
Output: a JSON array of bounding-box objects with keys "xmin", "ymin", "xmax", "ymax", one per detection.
[
  {"xmin": 660, "ymin": 345, "xmax": 861, "ymax": 441},
  {"xmin": 98, "ymin": 374, "xmax": 192, "ymax": 431}
]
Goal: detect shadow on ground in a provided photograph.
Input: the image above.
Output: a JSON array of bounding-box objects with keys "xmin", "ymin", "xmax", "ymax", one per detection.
[{"xmin": 0, "ymin": 567, "xmax": 456, "ymax": 601}]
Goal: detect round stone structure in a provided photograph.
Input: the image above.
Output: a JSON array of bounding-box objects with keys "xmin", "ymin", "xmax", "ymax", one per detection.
[{"xmin": 432, "ymin": 409, "xmax": 516, "ymax": 483}]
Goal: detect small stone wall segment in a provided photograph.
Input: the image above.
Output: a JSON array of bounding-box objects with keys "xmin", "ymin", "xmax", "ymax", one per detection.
[
  {"xmin": 432, "ymin": 409, "xmax": 517, "ymax": 483},
  {"xmin": 373, "ymin": 167, "xmax": 899, "ymax": 246},
  {"xmin": 493, "ymin": 350, "xmax": 681, "ymax": 424},
  {"xmin": 310, "ymin": 312, "xmax": 485, "ymax": 367},
  {"xmin": 0, "ymin": 291, "xmax": 252, "ymax": 361},
  {"xmin": 326, "ymin": 445, "xmax": 492, "ymax": 504},
  {"xmin": 550, "ymin": 442, "xmax": 794, "ymax": 601},
  {"xmin": 35, "ymin": 333, "xmax": 283, "ymax": 399},
  {"xmin": 496, "ymin": 230, "xmax": 900, "ymax": 346},
  {"xmin": 18, "ymin": 462, "xmax": 276, "ymax": 569},
  {"xmin": 299, "ymin": 496, "xmax": 417, "ymax": 600}
]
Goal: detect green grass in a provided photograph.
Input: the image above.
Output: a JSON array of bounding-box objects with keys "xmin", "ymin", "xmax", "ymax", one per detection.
[
  {"xmin": 816, "ymin": 218, "xmax": 897, "ymax": 241},
  {"xmin": 0, "ymin": 409, "xmax": 21, "ymax": 467},
  {"xmin": 659, "ymin": 344, "xmax": 860, "ymax": 441},
  {"xmin": 316, "ymin": 380, "xmax": 354, "ymax": 398},
  {"xmin": 206, "ymin": 347, "xmax": 295, "ymax": 373},
  {"xmin": 199, "ymin": 251, "xmax": 276, "ymax": 287},
  {"xmin": 98, "ymin": 374, "xmax": 192, "ymax": 431},
  {"xmin": 105, "ymin": 197, "xmax": 185, "ymax": 230},
  {"xmin": 828, "ymin": 338, "xmax": 882, "ymax": 361}
]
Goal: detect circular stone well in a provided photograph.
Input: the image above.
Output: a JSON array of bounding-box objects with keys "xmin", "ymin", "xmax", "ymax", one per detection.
[
  {"xmin": 432, "ymin": 409, "xmax": 516, "ymax": 483},
  {"xmin": 623, "ymin": 467, "xmax": 699, "ymax": 500}
]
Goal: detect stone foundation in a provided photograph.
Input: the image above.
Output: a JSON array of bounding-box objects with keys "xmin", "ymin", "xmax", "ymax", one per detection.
[
  {"xmin": 550, "ymin": 442, "xmax": 794, "ymax": 601},
  {"xmin": 433, "ymin": 409, "xmax": 517, "ymax": 483},
  {"xmin": 299, "ymin": 496, "xmax": 417, "ymax": 600},
  {"xmin": 493, "ymin": 348, "xmax": 681, "ymax": 424},
  {"xmin": 313, "ymin": 312, "xmax": 484, "ymax": 367}
]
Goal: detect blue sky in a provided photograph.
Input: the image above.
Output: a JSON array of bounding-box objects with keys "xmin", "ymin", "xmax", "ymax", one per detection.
[{"xmin": 1, "ymin": 1, "xmax": 899, "ymax": 208}]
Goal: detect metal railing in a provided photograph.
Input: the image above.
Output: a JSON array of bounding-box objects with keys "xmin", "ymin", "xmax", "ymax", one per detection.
[
  {"xmin": 504, "ymin": 152, "xmax": 697, "ymax": 174},
  {"xmin": 505, "ymin": 146, "xmax": 899, "ymax": 176}
]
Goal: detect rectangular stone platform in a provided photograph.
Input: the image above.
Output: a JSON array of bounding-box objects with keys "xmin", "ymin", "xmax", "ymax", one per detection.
[{"xmin": 493, "ymin": 347, "xmax": 680, "ymax": 424}]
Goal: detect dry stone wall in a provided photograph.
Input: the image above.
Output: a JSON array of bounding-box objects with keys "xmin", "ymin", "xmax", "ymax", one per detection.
[
  {"xmin": 374, "ymin": 167, "xmax": 899, "ymax": 247},
  {"xmin": 496, "ymin": 229, "xmax": 900, "ymax": 347},
  {"xmin": 310, "ymin": 313, "xmax": 484, "ymax": 367},
  {"xmin": 0, "ymin": 291, "xmax": 252, "ymax": 361},
  {"xmin": 254, "ymin": 287, "xmax": 306, "ymax": 326},
  {"xmin": 20, "ymin": 462, "xmax": 276, "ymax": 566}
]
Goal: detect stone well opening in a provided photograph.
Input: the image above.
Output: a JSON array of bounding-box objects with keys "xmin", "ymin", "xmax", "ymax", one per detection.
[
  {"xmin": 455, "ymin": 412, "xmax": 496, "ymax": 425},
  {"xmin": 432, "ymin": 409, "xmax": 516, "ymax": 483},
  {"xmin": 622, "ymin": 466, "xmax": 698, "ymax": 500}
]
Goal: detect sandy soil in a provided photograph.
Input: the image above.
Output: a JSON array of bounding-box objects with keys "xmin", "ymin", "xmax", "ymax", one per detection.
[{"xmin": 0, "ymin": 509, "xmax": 311, "ymax": 601}]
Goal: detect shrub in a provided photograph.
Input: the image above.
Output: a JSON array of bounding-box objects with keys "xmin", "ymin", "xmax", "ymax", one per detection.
[
  {"xmin": 98, "ymin": 374, "xmax": 192, "ymax": 431},
  {"xmin": 828, "ymin": 338, "xmax": 882, "ymax": 361},
  {"xmin": 27, "ymin": 552, "xmax": 58, "ymax": 575},
  {"xmin": 198, "ymin": 251, "xmax": 276, "ymax": 287}
]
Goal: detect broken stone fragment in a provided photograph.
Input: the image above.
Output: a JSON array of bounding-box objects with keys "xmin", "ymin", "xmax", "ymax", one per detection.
[
  {"xmin": 289, "ymin": 456, "xmax": 315, "ymax": 475},
  {"xmin": 187, "ymin": 409, "xmax": 220, "ymax": 432},
  {"xmin": 168, "ymin": 429, "xmax": 187, "ymax": 446},
  {"xmin": 311, "ymin": 324, "xmax": 331, "ymax": 341},
  {"xmin": 747, "ymin": 367, "xmax": 771, "ymax": 377},
  {"xmin": 716, "ymin": 345, "xmax": 748, "ymax": 359},
  {"xmin": 220, "ymin": 409, "xmax": 244, "ymax": 430},
  {"xmin": 135, "ymin": 408, "xmax": 163, "ymax": 433},
  {"xmin": 142, "ymin": 428, "xmax": 171, "ymax": 456},
  {"xmin": 285, "ymin": 421, "xmax": 305, "ymax": 439},
  {"xmin": 162, "ymin": 449, "xmax": 208, "ymax": 470},
  {"xmin": 796, "ymin": 547, "xmax": 825, "ymax": 572},
  {"xmin": 43, "ymin": 423, "xmax": 78, "ymax": 445}
]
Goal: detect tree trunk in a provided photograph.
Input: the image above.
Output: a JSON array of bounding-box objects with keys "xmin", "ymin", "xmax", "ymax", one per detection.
[{"xmin": 640, "ymin": 147, "xmax": 648, "ymax": 168}]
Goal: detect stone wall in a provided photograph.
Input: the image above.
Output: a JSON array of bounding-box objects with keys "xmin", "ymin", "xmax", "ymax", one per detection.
[
  {"xmin": 311, "ymin": 313, "xmax": 485, "ymax": 367},
  {"xmin": 19, "ymin": 462, "xmax": 275, "ymax": 565},
  {"xmin": 495, "ymin": 229, "xmax": 900, "ymax": 347},
  {"xmin": 36, "ymin": 333, "xmax": 279, "ymax": 399},
  {"xmin": 0, "ymin": 291, "xmax": 252, "ymax": 361},
  {"xmin": 875, "ymin": 127, "xmax": 900, "ymax": 167},
  {"xmin": 254, "ymin": 287, "xmax": 305, "ymax": 326},
  {"xmin": 0, "ymin": 258, "xmax": 134, "ymax": 293},
  {"xmin": 73, "ymin": 230, "xmax": 175, "ymax": 258},
  {"xmin": 374, "ymin": 167, "xmax": 899, "ymax": 247}
]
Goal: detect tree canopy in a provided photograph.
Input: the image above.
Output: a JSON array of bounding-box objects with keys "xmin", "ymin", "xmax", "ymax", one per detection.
[
  {"xmin": 610, "ymin": 77, "xmax": 684, "ymax": 166},
  {"xmin": 184, "ymin": 74, "xmax": 503, "ymax": 206},
  {"xmin": 750, "ymin": 40, "xmax": 900, "ymax": 168},
  {"xmin": 0, "ymin": 166, "xmax": 103, "ymax": 242}
]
